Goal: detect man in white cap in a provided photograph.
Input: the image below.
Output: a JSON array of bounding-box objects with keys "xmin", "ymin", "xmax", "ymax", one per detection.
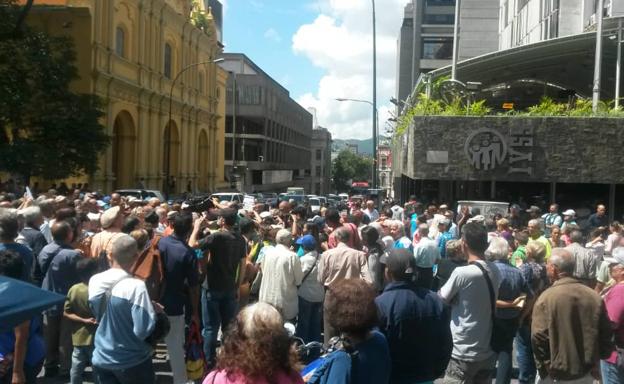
[
  {"xmin": 90, "ymin": 206, "xmax": 125, "ymax": 268},
  {"xmin": 561, "ymin": 209, "xmax": 577, "ymax": 232}
]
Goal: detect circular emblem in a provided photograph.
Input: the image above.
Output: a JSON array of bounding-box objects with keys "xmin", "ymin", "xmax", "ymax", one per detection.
[{"xmin": 464, "ymin": 128, "xmax": 507, "ymax": 171}]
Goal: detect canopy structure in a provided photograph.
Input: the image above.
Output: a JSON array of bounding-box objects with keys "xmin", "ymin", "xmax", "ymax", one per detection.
[{"xmin": 417, "ymin": 17, "xmax": 624, "ymax": 101}]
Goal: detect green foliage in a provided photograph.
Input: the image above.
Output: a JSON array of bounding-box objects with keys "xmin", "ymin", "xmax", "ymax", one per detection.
[
  {"xmin": 0, "ymin": 5, "xmax": 109, "ymax": 182},
  {"xmin": 331, "ymin": 149, "xmax": 373, "ymax": 192}
]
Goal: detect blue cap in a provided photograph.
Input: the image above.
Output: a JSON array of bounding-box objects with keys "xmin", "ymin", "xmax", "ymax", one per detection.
[{"xmin": 295, "ymin": 234, "xmax": 316, "ymax": 249}]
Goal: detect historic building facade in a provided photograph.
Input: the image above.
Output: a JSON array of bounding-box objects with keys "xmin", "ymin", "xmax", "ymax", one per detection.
[{"xmin": 28, "ymin": 0, "xmax": 227, "ymax": 193}]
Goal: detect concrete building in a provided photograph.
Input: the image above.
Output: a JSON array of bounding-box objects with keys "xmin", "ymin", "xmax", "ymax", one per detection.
[
  {"xmin": 218, "ymin": 53, "xmax": 313, "ymax": 193},
  {"xmin": 499, "ymin": 0, "xmax": 624, "ymax": 50},
  {"xmin": 311, "ymin": 127, "xmax": 332, "ymax": 196},
  {"xmin": 395, "ymin": 0, "xmax": 499, "ymax": 106}
]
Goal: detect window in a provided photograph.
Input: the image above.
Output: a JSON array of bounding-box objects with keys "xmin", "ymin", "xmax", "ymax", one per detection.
[
  {"xmin": 115, "ymin": 26, "xmax": 125, "ymax": 58},
  {"xmin": 316, "ymin": 149, "xmax": 322, "ymax": 160},
  {"xmin": 422, "ymin": 38, "xmax": 453, "ymax": 60},
  {"xmin": 423, "ymin": 13, "xmax": 455, "ymax": 24},
  {"xmin": 381, "ymin": 156, "xmax": 387, "ymax": 169},
  {"xmin": 315, "ymin": 166, "xmax": 321, "ymax": 177},
  {"xmin": 164, "ymin": 43, "xmax": 172, "ymax": 79},
  {"xmin": 425, "ymin": 0, "xmax": 455, "ymax": 5}
]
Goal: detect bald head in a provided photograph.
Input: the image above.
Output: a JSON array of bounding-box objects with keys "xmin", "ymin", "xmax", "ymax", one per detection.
[{"xmin": 334, "ymin": 227, "xmax": 351, "ymax": 244}]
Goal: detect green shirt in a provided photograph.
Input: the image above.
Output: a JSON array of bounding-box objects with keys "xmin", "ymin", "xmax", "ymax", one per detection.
[
  {"xmin": 64, "ymin": 283, "xmax": 96, "ymax": 346},
  {"xmin": 511, "ymin": 245, "xmax": 527, "ymax": 267}
]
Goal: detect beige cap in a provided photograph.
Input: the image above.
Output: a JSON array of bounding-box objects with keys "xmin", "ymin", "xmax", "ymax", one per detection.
[{"xmin": 100, "ymin": 206, "xmax": 121, "ymax": 229}]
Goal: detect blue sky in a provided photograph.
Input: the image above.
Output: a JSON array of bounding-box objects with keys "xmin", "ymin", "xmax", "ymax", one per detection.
[
  {"xmin": 222, "ymin": 1, "xmax": 324, "ymax": 99},
  {"xmin": 219, "ymin": 0, "xmax": 406, "ymax": 139}
]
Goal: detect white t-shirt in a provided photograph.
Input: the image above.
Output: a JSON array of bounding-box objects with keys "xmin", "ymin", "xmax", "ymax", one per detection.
[{"xmin": 439, "ymin": 260, "xmax": 501, "ymax": 362}]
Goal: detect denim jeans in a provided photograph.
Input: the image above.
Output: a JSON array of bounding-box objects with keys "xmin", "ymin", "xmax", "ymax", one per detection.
[
  {"xmin": 201, "ymin": 289, "xmax": 238, "ymax": 364},
  {"xmin": 515, "ymin": 324, "xmax": 536, "ymax": 384},
  {"xmin": 601, "ymin": 360, "xmax": 624, "ymax": 384},
  {"xmin": 296, "ymin": 296, "xmax": 322, "ymax": 343},
  {"xmin": 93, "ymin": 357, "xmax": 155, "ymax": 384},
  {"xmin": 495, "ymin": 317, "xmax": 519, "ymax": 384},
  {"xmin": 70, "ymin": 345, "xmax": 94, "ymax": 384}
]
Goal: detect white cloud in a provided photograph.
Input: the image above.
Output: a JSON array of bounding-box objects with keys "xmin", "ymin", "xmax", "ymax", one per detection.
[
  {"xmin": 264, "ymin": 27, "xmax": 282, "ymax": 43},
  {"xmin": 293, "ymin": 0, "xmax": 406, "ymax": 139}
]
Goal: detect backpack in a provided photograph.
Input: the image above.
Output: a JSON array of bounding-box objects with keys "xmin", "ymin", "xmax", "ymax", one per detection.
[
  {"xmin": 130, "ymin": 235, "xmax": 165, "ymax": 301},
  {"xmin": 304, "ymin": 336, "xmax": 359, "ymax": 384}
]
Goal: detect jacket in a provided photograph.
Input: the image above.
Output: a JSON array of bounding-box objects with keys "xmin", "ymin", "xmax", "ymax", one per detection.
[
  {"xmin": 375, "ymin": 281, "xmax": 452, "ymax": 383},
  {"xmin": 531, "ymin": 277, "xmax": 613, "ymax": 380},
  {"xmin": 317, "ymin": 243, "xmax": 371, "ymax": 288}
]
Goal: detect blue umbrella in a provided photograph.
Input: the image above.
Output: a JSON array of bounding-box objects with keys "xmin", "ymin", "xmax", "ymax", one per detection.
[{"xmin": 0, "ymin": 275, "xmax": 65, "ymax": 332}]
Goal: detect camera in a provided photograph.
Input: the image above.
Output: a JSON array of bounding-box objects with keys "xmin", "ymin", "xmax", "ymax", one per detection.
[{"xmin": 182, "ymin": 195, "xmax": 215, "ymax": 213}]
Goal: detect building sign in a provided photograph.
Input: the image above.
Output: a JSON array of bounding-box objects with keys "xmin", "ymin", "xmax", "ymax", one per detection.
[
  {"xmin": 464, "ymin": 127, "xmax": 533, "ymax": 174},
  {"xmin": 464, "ymin": 128, "xmax": 507, "ymax": 170}
]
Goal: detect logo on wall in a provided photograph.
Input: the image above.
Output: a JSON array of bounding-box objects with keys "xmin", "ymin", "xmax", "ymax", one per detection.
[{"xmin": 464, "ymin": 128, "xmax": 508, "ymax": 171}]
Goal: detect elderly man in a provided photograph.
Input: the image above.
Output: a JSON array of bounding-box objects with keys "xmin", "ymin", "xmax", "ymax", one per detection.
[
  {"xmin": 561, "ymin": 209, "xmax": 577, "ymax": 232},
  {"xmin": 0, "ymin": 209, "xmax": 33, "ymax": 282},
  {"xmin": 528, "ymin": 219, "xmax": 552, "ymax": 261},
  {"xmin": 19, "ymin": 206, "xmax": 48, "ymax": 285},
  {"xmin": 437, "ymin": 218, "xmax": 454, "ymax": 258},
  {"xmin": 39, "ymin": 221, "xmax": 81, "ymax": 379},
  {"xmin": 413, "ymin": 224, "xmax": 440, "ymax": 289},
  {"xmin": 318, "ymin": 227, "xmax": 371, "ymax": 343},
  {"xmin": 588, "ymin": 204, "xmax": 608, "ymax": 231},
  {"xmin": 542, "ymin": 204, "xmax": 562, "ymax": 239},
  {"xmin": 258, "ymin": 229, "xmax": 303, "ymax": 322},
  {"xmin": 362, "ymin": 200, "xmax": 379, "ymax": 222},
  {"xmin": 390, "ymin": 220, "xmax": 412, "ymax": 251},
  {"xmin": 487, "ymin": 237, "xmax": 531, "ymax": 384},
  {"xmin": 89, "ymin": 235, "xmax": 159, "ymax": 383},
  {"xmin": 90, "ymin": 206, "xmax": 125, "ymax": 270},
  {"xmin": 565, "ymin": 229, "xmax": 601, "ymax": 288},
  {"xmin": 531, "ymin": 248, "xmax": 613, "ymax": 383}
]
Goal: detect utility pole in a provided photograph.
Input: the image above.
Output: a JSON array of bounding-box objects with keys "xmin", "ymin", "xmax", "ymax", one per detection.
[
  {"xmin": 592, "ymin": 0, "xmax": 604, "ymax": 113},
  {"xmin": 372, "ymin": 0, "xmax": 378, "ymax": 189}
]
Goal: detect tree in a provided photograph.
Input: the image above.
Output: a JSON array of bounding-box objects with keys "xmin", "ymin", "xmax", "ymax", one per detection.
[
  {"xmin": 0, "ymin": 1, "xmax": 109, "ymax": 184},
  {"xmin": 331, "ymin": 149, "xmax": 373, "ymax": 192}
]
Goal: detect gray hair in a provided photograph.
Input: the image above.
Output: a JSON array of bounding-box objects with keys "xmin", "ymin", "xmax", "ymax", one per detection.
[
  {"xmin": 37, "ymin": 199, "xmax": 55, "ymax": 217},
  {"xmin": 20, "ymin": 206, "xmax": 42, "ymax": 227},
  {"xmin": 335, "ymin": 227, "xmax": 351, "ymax": 243},
  {"xmin": 528, "ymin": 219, "xmax": 540, "ymax": 227},
  {"xmin": 0, "ymin": 208, "xmax": 19, "ymax": 242},
  {"xmin": 275, "ymin": 229, "xmax": 292, "ymax": 246},
  {"xmin": 569, "ymin": 230, "xmax": 584, "ymax": 244},
  {"xmin": 485, "ymin": 237, "xmax": 509, "ymax": 261},
  {"xmin": 391, "ymin": 220, "xmax": 405, "ymax": 236},
  {"xmin": 111, "ymin": 235, "xmax": 138, "ymax": 267},
  {"xmin": 549, "ymin": 248, "xmax": 575, "ymax": 275}
]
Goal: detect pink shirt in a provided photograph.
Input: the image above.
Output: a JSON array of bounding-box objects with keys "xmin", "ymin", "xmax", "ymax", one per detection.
[
  {"xmin": 203, "ymin": 369, "xmax": 304, "ymax": 384},
  {"xmin": 604, "ymin": 283, "xmax": 624, "ymax": 363}
]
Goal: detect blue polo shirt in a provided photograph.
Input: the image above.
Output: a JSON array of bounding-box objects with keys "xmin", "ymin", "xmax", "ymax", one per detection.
[
  {"xmin": 158, "ymin": 235, "xmax": 199, "ymax": 316},
  {"xmin": 0, "ymin": 243, "xmax": 33, "ymax": 283}
]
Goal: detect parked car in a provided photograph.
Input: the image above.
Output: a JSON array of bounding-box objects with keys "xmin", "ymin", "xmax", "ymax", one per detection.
[
  {"xmin": 263, "ymin": 192, "xmax": 278, "ymax": 207},
  {"xmin": 309, "ymin": 197, "xmax": 322, "ymax": 212},
  {"xmin": 211, "ymin": 192, "xmax": 245, "ymax": 203},
  {"xmin": 115, "ymin": 189, "xmax": 165, "ymax": 202}
]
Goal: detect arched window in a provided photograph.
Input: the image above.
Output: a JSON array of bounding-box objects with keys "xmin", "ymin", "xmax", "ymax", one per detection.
[
  {"xmin": 115, "ymin": 26, "xmax": 125, "ymax": 58},
  {"xmin": 164, "ymin": 43, "xmax": 172, "ymax": 78}
]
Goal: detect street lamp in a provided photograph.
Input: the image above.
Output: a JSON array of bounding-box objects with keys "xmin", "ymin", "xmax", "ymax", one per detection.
[
  {"xmin": 165, "ymin": 57, "xmax": 224, "ymax": 198},
  {"xmin": 372, "ymin": 0, "xmax": 378, "ymax": 190},
  {"xmin": 335, "ymin": 97, "xmax": 378, "ymax": 188}
]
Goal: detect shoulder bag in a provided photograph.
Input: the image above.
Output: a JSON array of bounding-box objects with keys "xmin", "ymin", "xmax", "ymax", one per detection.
[{"xmin": 471, "ymin": 261, "xmax": 505, "ymax": 353}]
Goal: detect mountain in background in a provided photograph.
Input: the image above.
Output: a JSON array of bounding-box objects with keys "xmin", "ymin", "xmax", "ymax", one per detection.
[{"xmin": 332, "ymin": 136, "xmax": 388, "ymax": 156}]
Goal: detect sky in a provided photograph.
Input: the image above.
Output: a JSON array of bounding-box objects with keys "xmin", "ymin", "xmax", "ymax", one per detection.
[{"xmin": 221, "ymin": 0, "xmax": 407, "ymax": 140}]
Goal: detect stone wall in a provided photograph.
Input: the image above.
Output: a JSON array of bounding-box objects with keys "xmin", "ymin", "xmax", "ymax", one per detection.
[{"xmin": 404, "ymin": 116, "xmax": 624, "ymax": 184}]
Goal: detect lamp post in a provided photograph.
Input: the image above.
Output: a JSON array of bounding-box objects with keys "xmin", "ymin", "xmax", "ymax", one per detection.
[
  {"xmin": 165, "ymin": 58, "xmax": 224, "ymax": 198},
  {"xmin": 372, "ymin": 0, "xmax": 378, "ymax": 190},
  {"xmin": 592, "ymin": 0, "xmax": 604, "ymax": 113},
  {"xmin": 451, "ymin": 0, "xmax": 462, "ymax": 80},
  {"xmin": 335, "ymin": 97, "xmax": 378, "ymax": 188}
]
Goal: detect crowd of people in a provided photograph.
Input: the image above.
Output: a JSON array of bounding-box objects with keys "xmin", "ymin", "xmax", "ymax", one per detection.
[{"xmin": 0, "ymin": 187, "xmax": 623, "ymax": 384}]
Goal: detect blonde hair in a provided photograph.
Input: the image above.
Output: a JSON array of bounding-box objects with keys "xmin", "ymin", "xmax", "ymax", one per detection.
[
  {"xmin": 496, "ymin": 218, "xmax": 509, "ymax": 230},
  {"xmin": 526, "ymin": 241, "xmax": 546, "ymax": 263}
]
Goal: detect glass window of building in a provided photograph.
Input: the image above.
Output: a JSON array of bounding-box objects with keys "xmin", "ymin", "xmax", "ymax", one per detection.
[
  {"xmin": 164, "ymin": 43, "xmax": 172, "ymax": 79},
  {"xmin": 423, "ymin": 13, "xmax": 454, "ymax": 24},
  {"xmin": 422, "ymin": 38, "xmax": 453, "ymax": 60},
  {"xmin": 425, "ymin": 0, "xmax": 455, "ymax": 5},
  {"xmin": 315, "ymin": 166, "xmax": 321, "ymax": 177},
  {"xmin": 316, "ymin": 149, "xmax": 322, "ymax": 160},
  {"xmin": 381, "ymin": 156, "xmax": 387, "ymax": 169},
  {"xmin": 115, "ymin": 26, "xmax": 125, "ymax": 58}
]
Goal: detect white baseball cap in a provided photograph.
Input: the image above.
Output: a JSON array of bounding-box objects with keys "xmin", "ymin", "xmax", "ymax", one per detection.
[{"xmin": 562, "ymin": 209, "xmax": 576, "ymax": 217}]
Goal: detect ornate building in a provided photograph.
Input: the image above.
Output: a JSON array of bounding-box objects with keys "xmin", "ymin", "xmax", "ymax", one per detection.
[{"xmin": 27, "ymin": 0, "xmax": 227, "ymax": 193}]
